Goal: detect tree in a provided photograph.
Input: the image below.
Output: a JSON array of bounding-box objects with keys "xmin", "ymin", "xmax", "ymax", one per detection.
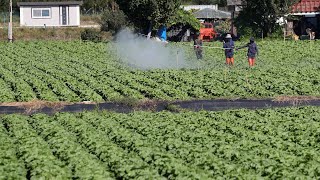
[
  {"xmin": 116, "ymin": 0, "xmax": 181, "ymax": 32},
  {"xmin": 235, "ymin": 0, "xmax": 298, "ymax": 37},
  {"xmin": 9, "ymin": 0, "xmax": 114, "ymax": 13},
  {"xmin": 82, "ymin": 0, "xmax": 112, "ymax": 13},
  {"xmin": 0, "ymin": 0, "xmax": 20, "ymax": 12},
  {"xmin": 0, "ymin": 0, "xmax": 8, "ymax": 12},
  {"xmin": 168, "ymin": 8, "xmax": 200, "ymax": 30},
  {"xmin": 100, "ymin": 5, "xmax": 127, "ymax": 33}
]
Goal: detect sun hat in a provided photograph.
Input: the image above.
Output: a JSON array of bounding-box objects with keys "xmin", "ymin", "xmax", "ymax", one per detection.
[{"xmin": 225, "ymin": 34, "xmax": 232, "ymax": 38}]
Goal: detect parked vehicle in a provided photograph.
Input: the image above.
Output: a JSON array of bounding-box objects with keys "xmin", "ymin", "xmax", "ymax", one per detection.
[{"xmin": 199, "ymin": 22, "xmax": 218, "ymax": 41}]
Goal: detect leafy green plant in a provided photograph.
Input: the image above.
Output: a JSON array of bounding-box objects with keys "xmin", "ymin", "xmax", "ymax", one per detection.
[
  {"xmin": 0, "ymin": 123, "xmax": 27, "ymax": 179},
  {"xmin": 54, "ymin": 113, "xmax": 163, "ymax": 179},
  {"xmin": 28, "ymin": 114, "xmax": 114, "ymax": 179},
  {"xmin": 2, "ymin": 107, "xmax": 320, "ymax": 179},
  {"xmin": 0, "ymin": 40, "xmax": 319, "ymax": 103},
  {"xmin": 2, "ymin": 114, "xmax": 72, "ymax": 179}
]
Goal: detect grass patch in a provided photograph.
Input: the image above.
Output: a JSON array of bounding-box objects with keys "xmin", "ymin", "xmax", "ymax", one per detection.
[
  {"xmin": 116, "ymin": 97, "xmax": 141, "ymax": 107},
  {"xmin": 165, "ymin": 104, "xmax": 187, "ymax": 113},
  {"xmin": 0, "ymin": 27, "xmax": 111, "ymax": 41},
  {"xmin": 81, "ymin": 14, "xmax": 101, "ymax": 25}
]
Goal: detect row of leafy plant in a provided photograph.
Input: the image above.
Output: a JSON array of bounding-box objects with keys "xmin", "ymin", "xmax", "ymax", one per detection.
[
  {"xmin": 0, "ymin": 106, "xmax": 320, "ymax": 178},
  {"xmin": 0, "ymin": 40, "xmax": 319, "ymax": 102}
]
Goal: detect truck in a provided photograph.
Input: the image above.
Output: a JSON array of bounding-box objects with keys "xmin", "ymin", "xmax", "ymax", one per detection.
[{"xmin": 199, "ymin": 22, "xmax": 218, "ymax": 41}]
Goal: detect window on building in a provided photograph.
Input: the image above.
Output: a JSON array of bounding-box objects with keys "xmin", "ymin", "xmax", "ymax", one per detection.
[{"xmin": 32, "ymin": 8, "xmax": 51, "ymax": 18}]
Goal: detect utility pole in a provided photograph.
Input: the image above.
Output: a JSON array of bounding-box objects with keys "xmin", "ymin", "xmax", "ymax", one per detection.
[{"xmin": 8, "ymin": 0, "xmax": 13, "ymax": 42}]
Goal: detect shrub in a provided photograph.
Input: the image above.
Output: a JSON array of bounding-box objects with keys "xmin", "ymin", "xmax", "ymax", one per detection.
[
  {"xmin": 100, "ymin": 8, "xmax": 127, "ymax": 33},
  {"xmin": 81, "ymin": 29, "xmax": 102, "ymax": 42},
  {"xmin": 214, "ymin": 20, "xmax": 231, "ymax": 34},
  {"xmin": 267, "ymin": 25, "xmax": 285, "ymax": 39}
]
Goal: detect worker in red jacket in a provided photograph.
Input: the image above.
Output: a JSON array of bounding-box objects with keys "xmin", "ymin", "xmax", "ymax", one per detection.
[{"xmin": 236, "ymin": 37, "xmax": 259, "ymax": 67}]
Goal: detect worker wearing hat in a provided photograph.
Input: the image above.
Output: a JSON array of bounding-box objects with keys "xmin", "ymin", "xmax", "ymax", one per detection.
[
  {"xmin": 237, "ymin": 37, "xmax": 259, "ymax": 67},
  {"xmin": 223, "ymin": 34, "xmax": 235, "ymax": 66}
]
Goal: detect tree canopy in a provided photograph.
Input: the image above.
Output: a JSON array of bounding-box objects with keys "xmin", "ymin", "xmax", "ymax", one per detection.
[
  {"xmin": 235, "ymin": 0, "xmax": 298, "ymax": 37},
  {"xmin": 168, "ymin": 8, "xmax": 200, "ymax": 30},
  {"xmin": 116, "ymin": 0, "xmax": 181, "ymax": 31},
  {"xmin": 0, "ymin": 0, "xmax": 114, "ymax": 13},
  {"xmin": 1, "ymin": 0, "xmax": 228, "ymax": 13}
]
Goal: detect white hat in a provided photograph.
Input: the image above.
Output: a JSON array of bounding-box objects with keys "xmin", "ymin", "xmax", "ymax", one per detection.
[{"xmin": 226, "ymin": 34, "xmax": 232, "ymax": 38}]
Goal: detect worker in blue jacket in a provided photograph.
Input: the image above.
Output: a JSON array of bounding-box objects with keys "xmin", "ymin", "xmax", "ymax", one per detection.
[
  {"xmin": 157, "ymin": 25, "xmax": 167, "ymax": 42},
  {"xmin": 223, "ymin": 34, "xmax": 235, "ymax": 66},
  {"xmin": 236, "ymin": 37, "xmax": 259, "ymax": 67}
]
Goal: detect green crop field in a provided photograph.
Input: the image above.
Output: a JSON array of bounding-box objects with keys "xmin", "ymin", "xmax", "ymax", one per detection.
[
  {"xmin": 0, "ymin": 40, "xmax": 319, "ymax": 179},
  {"xmin": 0, "ymin": 40, "xmax": 319, "ymax": 103},
  {"xmin": 1, "ymin": 107, "xmax": 320, "ymax": 179}
]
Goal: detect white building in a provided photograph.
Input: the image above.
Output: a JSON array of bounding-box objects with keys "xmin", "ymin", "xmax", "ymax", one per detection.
[{"xmin": 17, "ymin": 1, "xmax": 83, "ymax": 27}]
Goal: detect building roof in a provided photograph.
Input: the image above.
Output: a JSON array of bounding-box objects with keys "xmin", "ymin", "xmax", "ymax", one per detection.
[
  {"xmin": 227, "ymin": 0, "xmax": 243, "ymax": 6},
  {"xmin": 193, "ymin": 8, "xmax": 231, "ymax": 19},
  {"xmin": 181, "ymin": 5, "xmax": 218, "ymax": 11},
  {"xmin": 17, "ymin": 1, "xmax": 83, "ymax": 7},
  {"xmin": 291, "ymin": 0, "xmax": 320, "ymax": 13}
]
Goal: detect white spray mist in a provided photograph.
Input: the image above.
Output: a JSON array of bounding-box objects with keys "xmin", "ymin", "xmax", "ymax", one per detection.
[{"xmin": 114, "ymin": 29, "xmax": 192, "ymax": 70}]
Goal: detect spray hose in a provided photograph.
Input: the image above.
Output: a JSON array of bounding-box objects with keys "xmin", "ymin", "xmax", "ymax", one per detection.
[
  {"xmin": 136, "ymin": 33, "xmax": 233, "ymax": 50},
  {"xmin": 192, "ymin": 45, "xmax": 233, "ymax": 50}
]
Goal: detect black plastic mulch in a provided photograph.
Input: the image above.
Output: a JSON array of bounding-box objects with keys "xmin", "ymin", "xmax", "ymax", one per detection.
[{"xmin": 0, "ymin": 99, "xmax": 319, "ymax": 115}]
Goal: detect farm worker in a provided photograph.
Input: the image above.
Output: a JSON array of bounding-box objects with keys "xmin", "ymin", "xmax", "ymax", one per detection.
[
  {"xmin": 155, "ymin": 25, "xmax": 169, "ymax": 45},
  {"xmin": 223, "ymin": 34, "xmax": 235, "ymax": 66},
  {"xmin": 193, "ymin": 32, "xmax": 203, "ymax": 59},
  {"xmin": 157, "ymin": 25, "xmax": 167, "ymax": 41},
  {"xmin": 236, "ymin": 37, "xmax": 259, "ymax": 67}
]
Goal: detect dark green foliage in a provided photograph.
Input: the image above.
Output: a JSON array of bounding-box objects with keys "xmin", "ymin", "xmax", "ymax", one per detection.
[
  {"xmin": 169, "ymin": 8, "xmax": 200, "ymax": 30},
  {"xmin": 100, "ymin": 7, "xmax": 127, "ymax": 33},
  {"xmin": 4, "ymin": 0, "xmax": 227, "ymax": 14},
  {"xmin": 81, "ymin": 29, "xmax": 102, "ymax": 42},
  {"xmin": 82, "ymin": 0, "xmax": 114, "ymax": 12},
  {"xmin": 7, "ymin": 0, "xmax": 114, "ymax": 13},
  {"xmin": 116, "ymin": 0, "xmax": 181, "ymax": 30},
  {"xmin": 0, "ymin": 0, "xmax": 7, "ymax": 12},
  {"xmin": 235, "ymin": 0, "xmax": 299, "ymax": 37}
]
